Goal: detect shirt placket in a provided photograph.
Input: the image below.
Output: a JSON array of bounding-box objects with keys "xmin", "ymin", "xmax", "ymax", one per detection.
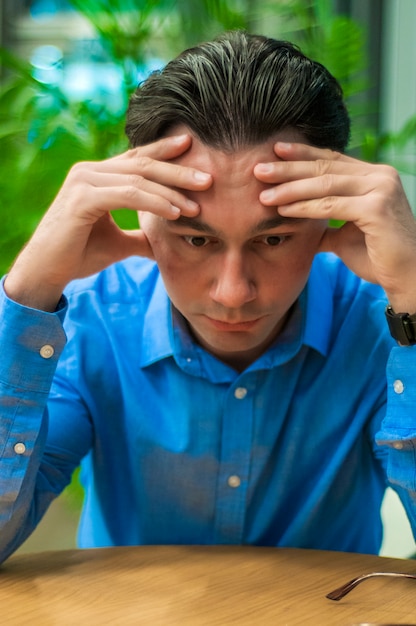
[{"xmin": 213, "ymin": 376, "xmax": 255, "ymax": 544}]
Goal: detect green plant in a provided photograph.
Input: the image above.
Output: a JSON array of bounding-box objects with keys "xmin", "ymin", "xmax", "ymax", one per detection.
[{"xmin": 0, "ymin": 0, "xmax": 253, "ymax": 276}]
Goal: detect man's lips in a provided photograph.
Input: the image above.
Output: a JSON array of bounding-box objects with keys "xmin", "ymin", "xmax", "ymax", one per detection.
[{"xmin": 204, "ymin": 316, "xmax": 263, "ymax": 331}]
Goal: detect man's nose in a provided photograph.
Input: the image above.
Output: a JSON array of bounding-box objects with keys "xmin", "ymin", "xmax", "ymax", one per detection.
[{"xmin": 210, "ymin": 252, "xmax": 256, "ymax": 308}]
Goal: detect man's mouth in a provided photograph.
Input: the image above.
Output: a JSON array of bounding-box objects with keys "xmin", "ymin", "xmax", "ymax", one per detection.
[{"xmin": 204, "ymin": 316, "xmax": 262, "ymax": 331}]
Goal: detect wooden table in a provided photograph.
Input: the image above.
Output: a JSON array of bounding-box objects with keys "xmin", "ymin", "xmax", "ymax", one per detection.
[{"xmin": 1, "ymin": 546, "xmax": 415, "ymax": 625}]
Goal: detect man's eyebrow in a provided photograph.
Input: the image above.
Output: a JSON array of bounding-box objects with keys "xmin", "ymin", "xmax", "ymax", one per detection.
[
  {"xmin": 168, "ymin": 214, "xmax": 303, "ymax": 235},
  {"xmin": 251, "ymin": 216, "xmax": 304, "ymax": 234},
  {"xmin": 167, "ymin": 216, "xmax": 217, "ymax": 234}
]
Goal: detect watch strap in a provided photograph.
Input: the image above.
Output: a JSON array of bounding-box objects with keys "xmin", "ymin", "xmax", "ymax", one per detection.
[{"xmin": 385, "ymin": 305, "xmax": 416, "ymax": 346}]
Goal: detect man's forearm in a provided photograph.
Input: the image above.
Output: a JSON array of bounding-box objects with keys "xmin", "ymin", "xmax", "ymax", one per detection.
[{"xmin": 0, "ymin": 280, "xmax": 67, "ymax": 561}]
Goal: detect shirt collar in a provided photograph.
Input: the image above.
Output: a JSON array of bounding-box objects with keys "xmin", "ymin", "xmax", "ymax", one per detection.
[
  {"xmin": 139, "ymin": 271, "xmax": 174, "ymax": 367},
  {"xmin": 302, "ymin": 253, "xmax": 333, "ymax": 357},
  {"xmin": 139, "ymin": 254, "xmax": 333, "ymax": 370},
  {"xmin": 139, "ymin": 276, "xmax": 236, "ymax": 380}
]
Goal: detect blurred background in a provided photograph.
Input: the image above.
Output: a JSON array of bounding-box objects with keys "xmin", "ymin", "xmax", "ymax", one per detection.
[{"xmin": 0, "ymin": 0, "xmax": 415, "ymax": 557}]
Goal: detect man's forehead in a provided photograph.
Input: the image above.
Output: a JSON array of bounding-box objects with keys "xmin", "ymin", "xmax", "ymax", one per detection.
[
  {"xmin": 163, "ymin": 127, "xmax": 310, "ymax": 234},
  {"xmin": 168, "ymin": 125, "xmax": 306, "ymax": 170},
  {"xmin": 174, "ymin": 133, "xmax": 277, "ymax": 167}
]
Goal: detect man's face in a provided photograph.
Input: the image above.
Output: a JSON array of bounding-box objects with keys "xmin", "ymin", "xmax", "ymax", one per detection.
[{"xmin": 139, "ymin": 131, "xmax": 327, "ymax": 370}]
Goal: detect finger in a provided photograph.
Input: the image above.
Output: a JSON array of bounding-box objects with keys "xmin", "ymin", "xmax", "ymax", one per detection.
[
  {"xmin": 86, "ymin": 151, "xmax": 212, "ymax": 193},
  {"xmin": 108, "ymin": 229, "xmax": 155, "ymax": 262},
  {"xmin": 318, "ymin": 222, "xmax": 365, "ymax": 254},
  {"xmin": 84, "ymin": 171, "xmax": 201, "ymax": 217},
  {"xmin": 80, "ymin": 224, "xmax": 155, "ymax": 277},
  {"xmin": 138, "ymin": 133, "xmax": 193, "ymax": 160},
  {"xmin": 275, "ymin": 170, "xmax": 414, "ymax": 230},
  {"xmin": 96, "ymin": 134, "xmax": 193, "ymax": 173},
  {"xmin": 259, "ymin": 173, "xmax": 372, "ymax": 207},
  {"xmin": 273, "ymin": 141, "xmax": 358, "ymax": 165},
  {"xmin": 87, "ymin": 186, "xmax": 185, "ymax": 220},
  {"xmin": 254, "ymin": 154, "xmax": 373, "ymax": 187},
  {"xmin": 127, "ymin": 154, "xmax": 213, "ymax": 191},
  {"xmin": 276, "ymin": 195, "xmax": 367, "ymax": 225},
  {"xmin": 317, "ymin": 223, "xmax": 376, "ymax": 283},
  {"xmin": 128, "ymin": 229, "xmax": 155, "ymax": 260}
]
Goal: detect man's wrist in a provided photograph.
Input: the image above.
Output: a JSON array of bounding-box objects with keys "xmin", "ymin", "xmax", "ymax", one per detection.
[
  {"xmin": 4, "ymin": 274, "xmax": 64, "ymax": 313},
  {"xmin": 385, "ymin": 305, "xmax": 416, "ymax": 346}
]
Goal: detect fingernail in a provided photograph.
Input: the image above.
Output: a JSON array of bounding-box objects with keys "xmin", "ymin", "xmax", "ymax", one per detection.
[
  {"xmin": 170, "ymin": 205, "xmax": 181, "ymax": 215},
  {"xmin": 260, "ymin": 189, "xmax": 276, "ymax": 202},
  {"xmin": 171, "ymin": 134, "xmax": 189, "ymax": 144},
  {"xmin": 193, "ymin": 171, "xmax": 211, "ymax": 182},
  {"xmin": 186, "ymin": 199, "xmax": 199, "ymax": 210},
  {"xmin": 256, "ymin": 163, "xmax": 273, "ymax": 174}
]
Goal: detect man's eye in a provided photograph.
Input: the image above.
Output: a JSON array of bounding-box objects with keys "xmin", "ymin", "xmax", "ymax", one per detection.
[
  {"xmin": 183, "ymin": 235, "xmax": 210, "ymax": 247},
  {"xmin": 260, "ymin": 235, "xmax": 287, "ymax": 246}
]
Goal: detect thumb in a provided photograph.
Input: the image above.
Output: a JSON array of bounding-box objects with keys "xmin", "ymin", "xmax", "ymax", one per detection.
[
  {"xmin": 317, "ymin": 223, "xmax": 376, "ymax": 283},
  {"xmin": 317, "ymin": 226, "xmax": 341, "ymax": 254},
  {"xmin": 110, "ymin": 229, "xmax": 156, "ymax": 262},
  {"xmin": 318, "ymin": 222, "xmax": 365, "ymax": 256}
]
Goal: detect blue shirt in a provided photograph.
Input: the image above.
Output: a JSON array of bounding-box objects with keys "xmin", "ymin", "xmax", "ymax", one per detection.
[{"xmin": 1, "ymin": 253, "xmax": 416, "ymax": 563}]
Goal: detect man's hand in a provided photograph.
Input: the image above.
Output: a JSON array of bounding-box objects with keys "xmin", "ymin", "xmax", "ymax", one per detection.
[
  {"xmin": 5, "ymin": 134, "xmax": 212, "ymax": 311},
  {"xmin": 254, "ymin": 142, "xmax": 416, "ymax": 313}
]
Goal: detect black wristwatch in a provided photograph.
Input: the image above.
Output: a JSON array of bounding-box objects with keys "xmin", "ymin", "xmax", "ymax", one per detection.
[{"xmin": 385, "ymin": 305, "xmax": 416, "ymax": 346}]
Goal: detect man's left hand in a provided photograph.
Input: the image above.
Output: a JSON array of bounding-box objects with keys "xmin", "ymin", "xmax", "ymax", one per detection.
[{"xmin": 254, "ymin": 142, "xmax": 416, "ymax": 313}]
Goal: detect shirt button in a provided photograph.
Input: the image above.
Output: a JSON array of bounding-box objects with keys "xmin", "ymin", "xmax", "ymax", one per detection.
[
  {"xmin": 393, "ymin": 442, "xmax": 404, "ymax": 450},
  {"xmin": 40, "ymin": 345, "xmax": 54, "ymax": 359},
  {"xmin": 234, "ymin": 387, "xmax": 247, "ymax": 400},
  {"xmin": 228, "ymin": 475, "xmax": 241, "ymax": 488},
  {"xmin": 14, "ymin": 443, "xmax": 26, "ymax": 455},
  {"xmin": 393, "ymin": 379, "xmax": 404, "ymax": 394}
]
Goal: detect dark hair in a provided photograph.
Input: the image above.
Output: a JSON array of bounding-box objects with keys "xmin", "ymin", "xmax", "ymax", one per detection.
[{"xmin": 126, "ymin": 30, "xmax": 350, "ymax": 152}]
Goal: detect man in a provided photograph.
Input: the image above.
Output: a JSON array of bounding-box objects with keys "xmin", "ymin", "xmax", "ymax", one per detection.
[{"xmin": 1, "ymin": 31, "xmax": 415, "ymax": 562}]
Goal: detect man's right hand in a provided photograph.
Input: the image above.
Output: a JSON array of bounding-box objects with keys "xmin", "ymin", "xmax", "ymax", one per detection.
[{"xmin": 4, "ymin": 134, "xmax": 212, "ymax": 311}]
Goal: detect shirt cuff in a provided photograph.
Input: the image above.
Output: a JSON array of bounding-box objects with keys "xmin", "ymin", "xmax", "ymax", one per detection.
[
  {"xmin": 0, "ymin": 277, "xmax": 67, "ymax": 392},
  {"xmin": 376, "ymin": 344, "xmax": 416, "ymax": 446}
]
